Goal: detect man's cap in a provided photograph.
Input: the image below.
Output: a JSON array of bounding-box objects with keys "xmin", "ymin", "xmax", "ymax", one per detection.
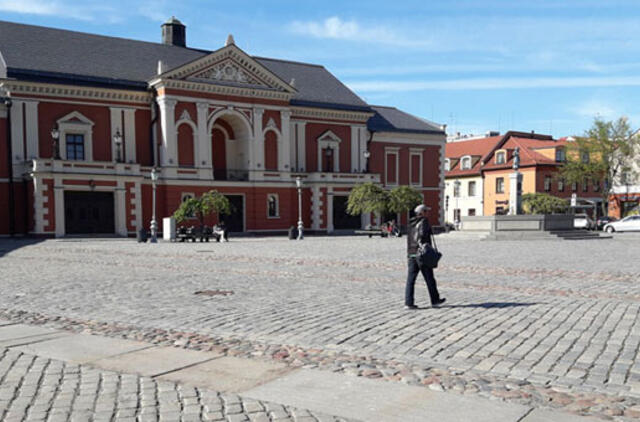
[{"xmin": 414, "ymin": 204, "xmax": 430, "ymax": 214}]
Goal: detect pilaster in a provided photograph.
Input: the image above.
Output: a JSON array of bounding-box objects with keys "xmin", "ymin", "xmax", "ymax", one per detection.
[
  {"xmin": 54, "ymin": 179, "xmax": 65, "ymax": 238},
  {"xmin": 158, "ymin": 97, "xmax": 178, "ymax": 167},
  {"xmin": 123, "ymin": 108, "xmax": 136, "ymax": 163},
  {"xmin": 311, "ymin": 186, "xmax": 322, "ymax": 230},
  {"xmin": 326, "ymin": 187, "xmax": 334, "ymax": 232},
  {"xmin": 280, "ymin": 110, "xmax": 291, "ymax": 172},
  {"xmin": 24, "ymin": 100, "xmax": 39, "ymax": 160},
  {"xmin": 10, "ymin": 99, "xmax": 24, "ymax": 163},
  {"xmin": 252, "ymin": 107, "xmax": 264, "ymax": 179}
]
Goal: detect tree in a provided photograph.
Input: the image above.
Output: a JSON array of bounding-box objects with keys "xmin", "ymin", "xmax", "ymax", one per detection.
[
  {"xmin": 559, "ymin": 117, "xmax": 639, "ymax": 216},
  {"xmin": 173, "ymin": 190, "xmax": 231, "ymax": 228},
  {"xmin": 387, "ymin": 185, "xmax": 423, "ymax": 214},
  {"xmin": 346, "ymin": 183, "xmax": 389, "ymax": 216},
  {"xmin": 521, "ymin": 193, "xmax": 568, "ymax": 215}
]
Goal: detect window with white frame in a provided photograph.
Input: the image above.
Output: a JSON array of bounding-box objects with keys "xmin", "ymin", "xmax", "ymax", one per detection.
[
  {"xmin": 267, "ymin": 194, "xmax": 279, "ymax": 218},
  {"xmin": 496, "ymin": 151, "xmax": 506, "ymax": 164},
  {"xmin": 453, "ymin": 181, "xmax": 461, "ymax": 197},
  {"xmin": 461, "ymin": 156, "xmax": 471, "ymax": 170},
  {"xmin": 410, "ymin": 150, "xmax": 423, "ymax": 186},
  {"xmin": 556, "ymin": 148, "xmax": 566, "ymax": 162},
  {"xmin": 444, "ymin": 159, "xmax": 450, "ymax": 171},
  {"xmin": 544, "ymin": 176, "xmax": 552, "ymax": 191},
  {"xmin": 66, "ymin": 134, "xmax": 85, "ymax": 160},
  {"xmin": 558, "ymin": 178, "xmax": 565, "ymax": 192},
  {"xmin": 496, "ymin": 177, "xmax": 505, "ymax": 193},
  {"xmin": 468, "ymin": 181, "xmax": 476, "ymax": 197},
  {"xmin": 56, "ymin": 111, "xmax": 95, "ymax": 161}
]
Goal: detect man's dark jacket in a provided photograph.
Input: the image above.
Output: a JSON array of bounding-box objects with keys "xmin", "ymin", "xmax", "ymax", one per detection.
[{"xmin": 407, "ymin": 216, "xmax": 433, "ymax": 255}]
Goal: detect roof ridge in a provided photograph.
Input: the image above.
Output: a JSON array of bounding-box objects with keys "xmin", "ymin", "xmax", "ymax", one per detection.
[
  {"xmin": 253, "ymin": 56, "xmax": 324, "ymax": 68},
  {"xmin": 0, "ymin": 19, "xmax": 209, "ymax": 53}
]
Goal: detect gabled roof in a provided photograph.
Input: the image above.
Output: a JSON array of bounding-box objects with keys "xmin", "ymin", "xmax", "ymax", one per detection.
[
  {"xmin": 445, "ymin": 136, "xmax": 501, "ymax": 177},
  {"xmin": 481, "ymin": 134, "xmax": 567, "ymax": 171},
  {"xmin": 368, "ymin": 106, "xmax": 444, "ymax": 135},
  {"xmin": 0, "ymin": 20, "xmax": 369, "ymax": 110}
]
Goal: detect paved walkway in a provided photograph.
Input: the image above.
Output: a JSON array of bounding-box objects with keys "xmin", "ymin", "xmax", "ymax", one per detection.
[
  {"xmin": 0, "ymin": 323, "xmax": 596, "ymax": 422},
  {"xmin": 1, "ymin": 236, "xmax": 640, "ymax": 420}
]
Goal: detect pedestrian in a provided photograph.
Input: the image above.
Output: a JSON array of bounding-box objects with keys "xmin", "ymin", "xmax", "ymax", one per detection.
[{"xmin": 405, "ymin": 204, "xmax": 446, "ymax": 309}]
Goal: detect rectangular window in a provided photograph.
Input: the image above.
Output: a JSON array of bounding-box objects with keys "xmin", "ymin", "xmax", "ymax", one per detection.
[
  {"xmin": 410, "ymin": 154, "xmax": 421, "ymax": 185},
  {"xmin": 544, "ymin": 176, "xmax": 552, "ymax": 192},
  {"xmin": 267, "ymin": 194, "xmax": 279, "ymax": 218},
  {"xmin": 444, "ymin": 159, "xmax": 450, "ymax": 171},
  {"xmin": 556, "ymin": 149, "xmax": 566, "ymax": 162},
  {"xmin": 453, "ymin": 209, "xmax": 461, "ymax": 222},
  {"xmin": 468, "ymin": 208, "xmax": 476, "ymax": 216},
  {"xmin": 496, "ymin": 177, "xmax": 504, "ymax": 193},
  {"xmin": 385, "ymin": 153, "xmax": 397, "ymax": 184},
  {"xmin": 66, "ymin": 134, "xmax": 85, "ymax": 160},
  {"xmin": 496, "ymin": 151, "xmax": 506, "ymax": 164},
  {"xmin": 558, "ymin": 178, "xmax": 565, "ymax": 192},
  {"xmin": 468, "ymin": 181, "xmax": 476, "ymax": 197},
  {"xmin": 461, "ymin": 157, "xmax": 471, "ymax": 169},
  {"xmin": 453, "ymin": 182, "xmax": 460, "ymax": 197}
]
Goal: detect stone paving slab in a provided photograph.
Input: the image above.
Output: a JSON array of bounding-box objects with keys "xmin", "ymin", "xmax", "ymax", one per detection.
[
  {"xmin": 12, "ymin": 332, "xmax": 151, "ymax": 364},
  {"xmin": 0, "ymin": 323, "xmax": 60, "ymax": 340},
  {"xmin": 521, "ymin": 408, "xmax": 602, "ymax": 422},
  {"xmin": 244, "ymin": 368, "xmax": 531, "ymax": 422},
  {"xmin": 158, "ymin": 355, "xmax": 293, "ymax": 393},
  {"xmin": 91, "ymin": 344, "xmax": 223, "ymax": 377}
]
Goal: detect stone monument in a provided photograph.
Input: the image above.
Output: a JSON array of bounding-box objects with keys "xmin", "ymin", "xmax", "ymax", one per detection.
[{"xmin": 509, "ymin": 147, "xmax": 523, "ymax": 215}]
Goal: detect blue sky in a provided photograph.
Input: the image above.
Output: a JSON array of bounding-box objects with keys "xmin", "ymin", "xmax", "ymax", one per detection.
[{"xmin": 2, "ymin": 0, "xmax": 640, "ymax": 137}]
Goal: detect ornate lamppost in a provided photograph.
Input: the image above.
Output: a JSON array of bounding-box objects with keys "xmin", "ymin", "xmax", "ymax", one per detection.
[
  {"xmin": 363, "ymin": 150, "xmax": 371, "ymax": 173},
  {"xmin": 150, "ymin": 168, "xmax": 159, "ymax": 243},
  {"xmin": 113, "ymin": 130, "xmax": 123, "ymax": 163},
  {"xmin": 51, "ymin": 127, "xmax": 61, "ymax": 159},
  {"xmin": 296, "ymin": 176, "xmax": 304, "ymax": 240}
]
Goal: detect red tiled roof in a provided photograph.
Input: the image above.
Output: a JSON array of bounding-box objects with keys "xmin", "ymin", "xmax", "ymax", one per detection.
[
  {"xmin": 445, "ymin": 136, "xmax": 501, "ymax": 176},
  {"xmin": 482, "ymin": 137, "xmax": 567, "ymax": 171}
]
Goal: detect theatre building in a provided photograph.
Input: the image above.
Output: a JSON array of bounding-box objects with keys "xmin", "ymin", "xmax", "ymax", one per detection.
[{"xmin": 0, "ymin": 19, "xmax": 445, "ymax": 237}]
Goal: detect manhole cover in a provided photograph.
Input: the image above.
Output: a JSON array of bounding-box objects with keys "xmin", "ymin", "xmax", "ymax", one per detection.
[{"xmin": 194, "ymin": 289, "xmax": 234, "ymax": 297}]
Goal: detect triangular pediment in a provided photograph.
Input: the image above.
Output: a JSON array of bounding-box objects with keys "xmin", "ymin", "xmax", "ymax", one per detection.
[{"xmin": 156, "ymin": 44, "xmax": 296, "ymax": 94}]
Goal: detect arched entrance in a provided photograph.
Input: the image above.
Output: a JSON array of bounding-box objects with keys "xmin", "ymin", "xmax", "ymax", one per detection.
[{"xmin": 208, "ymin": 110, "xmax": 252, "ymax": 181}]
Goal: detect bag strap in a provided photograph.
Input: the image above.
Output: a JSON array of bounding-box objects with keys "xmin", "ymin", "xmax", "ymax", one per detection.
[{"xmin": 431, "ymin": 230, "xmax": 438, "ymax": 252}]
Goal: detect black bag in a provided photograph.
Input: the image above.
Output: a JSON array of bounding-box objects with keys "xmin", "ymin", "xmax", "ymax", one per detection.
[{"xmin": 417, "ymin": 232, "xmax": 442, "ymax": 268}]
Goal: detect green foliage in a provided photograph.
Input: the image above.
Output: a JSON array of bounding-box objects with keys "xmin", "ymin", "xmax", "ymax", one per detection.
[
  {"xmin": 173, "ymin": 190, "xmax": 231, "ymax": 227},
  {"xmin": 387, "ymin": 185, "xmax": 423, "ymax": 214},
  {"xmin": 346, "ymin": 183, "xmax": 389, "ymax": 216},
  {"xmin": 521, "ymin": 193, "xmax": 569, "ymax": 215},
  {"xmin": 560, "ymin": 116, "xmax": 639, "ymax": 215}
]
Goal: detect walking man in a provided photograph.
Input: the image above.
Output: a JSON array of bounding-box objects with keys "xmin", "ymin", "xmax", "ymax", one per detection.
[{"xmin": 405, "ymin": 204, "xmax": 446, "ymax": 309}]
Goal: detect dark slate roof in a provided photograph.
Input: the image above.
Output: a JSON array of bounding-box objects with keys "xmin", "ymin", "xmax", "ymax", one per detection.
[
  {"xmin": 0, "ymin": 20, "xmax": 369, "ymax": 110},
  {"xmin": 368, "ymin": 106, "xmax": 445, "ymax": 135}
]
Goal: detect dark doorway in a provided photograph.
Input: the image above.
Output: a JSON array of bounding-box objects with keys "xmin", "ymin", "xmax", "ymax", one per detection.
[
  {"xmin": 221, "ymin": 195, "xmax": 244, "ymax": 232},
  {"xmin": 333, "ymin": 195, "xmax": 361, "ymax": 230},
  {"xmin": 64, "ymin": 191, "xmax": 115, "ymax": 234}
]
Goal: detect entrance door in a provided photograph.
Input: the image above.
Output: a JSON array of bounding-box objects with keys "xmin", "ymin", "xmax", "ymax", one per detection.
[
  {"xmin": 332, "ymin": 195, "xmax": 361, "ymax": 230},
  {"xmin": 221, "ymin": 195, "xmax": 244, "ymax": 232},
  {"xmin": 64, "ymin": 191, "xmax": 115, "ymax": 234}
]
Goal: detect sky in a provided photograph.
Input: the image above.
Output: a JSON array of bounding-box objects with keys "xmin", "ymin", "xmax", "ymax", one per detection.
[{"xmin": 1, "ymin": 0, "xmax": 640, "ymax": 138}]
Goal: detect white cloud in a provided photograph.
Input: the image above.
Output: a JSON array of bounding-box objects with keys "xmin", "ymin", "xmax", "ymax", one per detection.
[
  {"xmin": 347, "ymin": 76, "xmax": 640, "ymax": 92},
  {"xmin": 571, "ymin": 99, "xmax": 619, "ymax": 119},
  {"xmin": 289, "ymin": 16, "xmax": 431, "ymax": 48}
]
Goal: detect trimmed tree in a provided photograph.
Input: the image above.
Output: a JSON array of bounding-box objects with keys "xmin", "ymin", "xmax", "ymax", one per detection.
[
  {"xmin": 387, "ymin": 185, "xmax": 423, "ymax": 215},
  {"xmin": 173, "ymin": 190, "xmax": 231, "ymax": 229},
  {"xmin": 559, "ymin": 116, "xmax": 639, "ymax": 216},
  {"xmin": 521, "ymin": 193, "xmax": 569, "ymax": 215},
  {"xmin": 346, "ymin": 182, "xmax": 389, "ymax": 218}
]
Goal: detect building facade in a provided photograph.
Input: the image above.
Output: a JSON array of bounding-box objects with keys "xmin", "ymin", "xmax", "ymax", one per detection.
[{"xmin": 0, "ymin": 19, "xmax": 445, "ymax": 237}]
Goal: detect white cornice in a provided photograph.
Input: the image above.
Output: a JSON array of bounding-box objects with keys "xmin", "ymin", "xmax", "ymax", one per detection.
[
  {"xmin": 291, "ymin": 106, "xmax": 373, "ymax": 123},
  {"xmin": 151, "ymin": 78, "xmax": 293, "ymax": 102},
  {"xmin": 0, "ymin": 80, "xmax": 151, "ymax": 104}
]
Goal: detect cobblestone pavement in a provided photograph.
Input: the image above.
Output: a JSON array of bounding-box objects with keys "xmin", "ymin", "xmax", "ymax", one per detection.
[
  {"xmin": 0, "ymin": 347, "xmax": 354, "ymax": 422},
  {"xmin": 1, "ymin": 236, "xmax": 640, "ymax": 420}
]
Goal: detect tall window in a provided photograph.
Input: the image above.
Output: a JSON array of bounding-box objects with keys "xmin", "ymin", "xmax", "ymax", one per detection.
[
  {"xmin": 444, "ymin": 159, "xmax": 450, "ymax": 171},
  {"xmin": 453, "ymin": 182, "xmax": 460, "ymax": 197},
  {"xmin": 461, "ymin": 157, "xmax": 471, "ymax": 170},
  {"xmin": 558, "ymin": 178, "xmax": 565, "ymax": 192},
  {"xmin": 544, "ymin": 176, "xmax": 552, "ymax": 192},
  {"xmin": 556, "ymin": 148, "xmax": 566, "ymax": 162},
  {"xmin": 496, "ymin": 177, "xmax": 504, "ymax": 193},
  {"xmin": 496, "ymin": 151, "xmax": 506, "ymax": 164},
  {"xmin": 267, "ymin": 194, "xmax": 279, "ymax": 218},
  {"xmin": 468, "ymin": 181, "xmax": 476, "ymax": 197},
  {"xmin": 66, "ymin": 134, "xmax": 85, "ymax": 160}
]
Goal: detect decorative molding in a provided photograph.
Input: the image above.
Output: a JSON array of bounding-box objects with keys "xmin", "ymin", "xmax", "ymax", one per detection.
[
  {"xmin": 291, "ymin": 106, "xmax": 373, "ymax": 123},
  {"xmin": 0, "ymin": 80, "xmax": 151, "ymax": 104},
  {"xmin": 190, "ymin": 59, "xmax": 267, "ymax": 87},
  {"xmin": 152, "ymin": 78, "xmax": 293, "ymax": 102},
  {"xmin": 179, "ymin": 109, "xmax": 192, "ymax": 122},
  {"xmin": 265, "ymin": 117, "xmax": 277, "ymax": 131}
]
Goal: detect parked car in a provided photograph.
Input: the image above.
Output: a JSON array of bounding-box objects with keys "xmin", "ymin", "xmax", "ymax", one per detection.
[
  {"xmin": 596, "ymin": 216, "xmax": 618, "ymax": 231},
  {"xmin": 573, "ymin": 213, "xmax": 596, "ymax": 230},
  {"xmin": 603, "ymin": 215, "xmax": 640, "ymax": 233}
]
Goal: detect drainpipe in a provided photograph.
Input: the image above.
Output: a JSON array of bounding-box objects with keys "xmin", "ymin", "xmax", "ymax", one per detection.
[{"xmin": 3, "ymin": 97, "xmax": 15, "ymax": 237}]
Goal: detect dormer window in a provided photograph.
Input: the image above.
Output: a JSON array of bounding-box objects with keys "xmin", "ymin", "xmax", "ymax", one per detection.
[
  {"xmin": 460, "ymin": 156, "xmax": 471, "ymax": 170},
  {"xmin": 444, "ymin": 159, "xmax": 450, "ymax": 171},
  {"xmin": 556, "ymin": 148, "xmax": 566, "ymax": 162},
  {"xmin": 495, "ymin": 150, "xmax": 506, "ymax": 164}
]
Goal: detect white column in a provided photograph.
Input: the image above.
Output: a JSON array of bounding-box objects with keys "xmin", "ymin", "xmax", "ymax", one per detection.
[
  {"xmin": 297, "ymin": 122, "xmax": 306, "ymax": 172},
  {"xmin": 134, "ymin": 182, "xmax": 142, "ymax": 232},
  {"xmin": 197, "ymin": 102, "xmax": 212, "ymax": 179},
  {"xmin": 123, "ymin": 109, "xmax": 136, "ymax": 163},
  {"xmin": 24, "ymin": 100, "xmax": 39, "ymax": 160},
  {"xmin": 115, "ymin": 182, "xmax": 127, "ymax": 236},
  {"xmin": 290, "ymin": 121, "xmax": 297, "ymax": 171},
  {"xmin": 10, "ymin": 99, "xmax": 24, "ymax": 163},
  {"xmin": 158, "ymin": 98, "xmax": 177, "ymax": 167},
  {"xmin": 252, "ymin": 107, "xmax": 264, "ymax": 178},
  {"xmin": 311, "ymin": 186, "xmax": 322, "ymax": 230},
  {"xmin": 54, "ymin": 179, "xmax": 65, "ymax": 238},
  {"xmin": 509, "ymin": 172, "xmax": 523, "ymax": 215},
  {"xmin": 280, "ymin": 110, "xmax": 291, "ymax": 172},
  {"xmin": 327, "ymin": 188, "xmax": 334, "ymax": 232}
]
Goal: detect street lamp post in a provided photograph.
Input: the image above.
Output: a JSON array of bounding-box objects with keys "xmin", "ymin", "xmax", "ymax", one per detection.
[
  {"xmin": 113, "ymin": 130, "xmax": 123, "ymax": 163},
  {"xmin": 363, "ymin": 150, "xmax": 371, "ymax": 173},
  {"xmin": 150, "ymin": 168, "xmax": 159, "ymax": 243},
  {"xmin": 51, "ymin": 127, "xmax": 60, "ymax": 159},
  {"xmin": 296, "ymin": 176, "xmax": 304, "ymax": 240}
]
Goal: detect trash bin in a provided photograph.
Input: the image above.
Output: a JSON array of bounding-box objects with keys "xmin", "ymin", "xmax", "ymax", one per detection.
[
  {"xmin": 288, "ymin": 226, "xmax": 296, "ymax": 240},
  {"xmin": 137, "ymin": 228, "xmax": 148, "ymax": 243}
]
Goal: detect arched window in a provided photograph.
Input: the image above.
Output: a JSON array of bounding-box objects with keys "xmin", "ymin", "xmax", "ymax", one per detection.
[
  {"xmin": 267, "ymin": 194, "xmax": 279, "ymax": 218},
  {"xmin": 461, "ymin": 156, "xmax": 472, "ymax": 170}
]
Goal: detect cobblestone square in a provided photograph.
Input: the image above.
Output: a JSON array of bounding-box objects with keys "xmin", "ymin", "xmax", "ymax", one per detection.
[{"xmin": 1, "ymin": 234, "xmax": 640, "ymax": 420}]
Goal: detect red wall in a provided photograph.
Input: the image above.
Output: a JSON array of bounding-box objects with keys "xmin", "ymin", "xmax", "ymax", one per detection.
[
  {"xmin": 177, "ymin": 124, "xmax": 195, "ymax": 167},
  {"xmin": 305, "ymin": 123, "xmax": 351, "ymax": 172},
  {"xmin": 264, "ymin": 130, "xmax": 278, "ymax": 171},
  {"xmin": 0, "ymin": 117, "xmax": 7, "ymax": 178},
  {"xmin": 135, "ymin": 109, "xmax": 152, "ymax": 166}
]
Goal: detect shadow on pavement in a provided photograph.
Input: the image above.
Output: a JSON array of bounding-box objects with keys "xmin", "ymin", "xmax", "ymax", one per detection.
[
  {"xmin": 439, "ymin": 302, "xmax": 539, "ymax": 309},
  {"xmin": 0, "ymin": 238, "xmax": 46, "ymax": 257}
]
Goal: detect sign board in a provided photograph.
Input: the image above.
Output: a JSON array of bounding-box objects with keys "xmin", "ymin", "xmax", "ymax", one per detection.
[{"xmin": 571, "ymin": 193, "xmax": 577, "ymax": 207}]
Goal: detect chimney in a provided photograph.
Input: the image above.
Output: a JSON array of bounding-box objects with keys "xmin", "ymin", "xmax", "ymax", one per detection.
[{"xmin": 161, "ymin": 16, "xmax": 186, "ymax": 47}]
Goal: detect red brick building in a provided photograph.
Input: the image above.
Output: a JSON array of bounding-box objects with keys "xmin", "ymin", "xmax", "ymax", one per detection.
[{"xmin": 0, "ymin": 19, "xmax": 445, "ymax": 237}]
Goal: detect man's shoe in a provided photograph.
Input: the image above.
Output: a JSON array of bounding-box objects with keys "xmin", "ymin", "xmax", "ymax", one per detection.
[
  {"xmin": 404, "ymin": 304, "xmax": 418, "ymax": 310},
  {"xmin": 432, "ymin": 298, "xmax": 446, "ymax": 307}
]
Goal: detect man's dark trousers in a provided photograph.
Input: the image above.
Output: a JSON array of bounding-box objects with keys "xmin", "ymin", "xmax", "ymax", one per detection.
[{"xmin": 405, "ymin": 256, "xmax": 441, "ymax": 306}]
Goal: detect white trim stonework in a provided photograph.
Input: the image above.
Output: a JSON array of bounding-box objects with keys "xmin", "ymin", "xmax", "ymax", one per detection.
[
  {"xmin": 317, "ymin": 130, "xmax": 342, "ymax": 173},
  {"xmin": 57, "ymin": 111, "xmax": 95, "ymax": 161}
]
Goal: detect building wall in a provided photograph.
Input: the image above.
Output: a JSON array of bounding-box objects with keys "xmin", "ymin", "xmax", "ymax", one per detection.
[
  {"xmin": 444, "ymin": 175, "xmax": 483, "ymax": 222},
  {"xmin": 483, "ymin": 167, "xmax": 536, "ymax": 215}
]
